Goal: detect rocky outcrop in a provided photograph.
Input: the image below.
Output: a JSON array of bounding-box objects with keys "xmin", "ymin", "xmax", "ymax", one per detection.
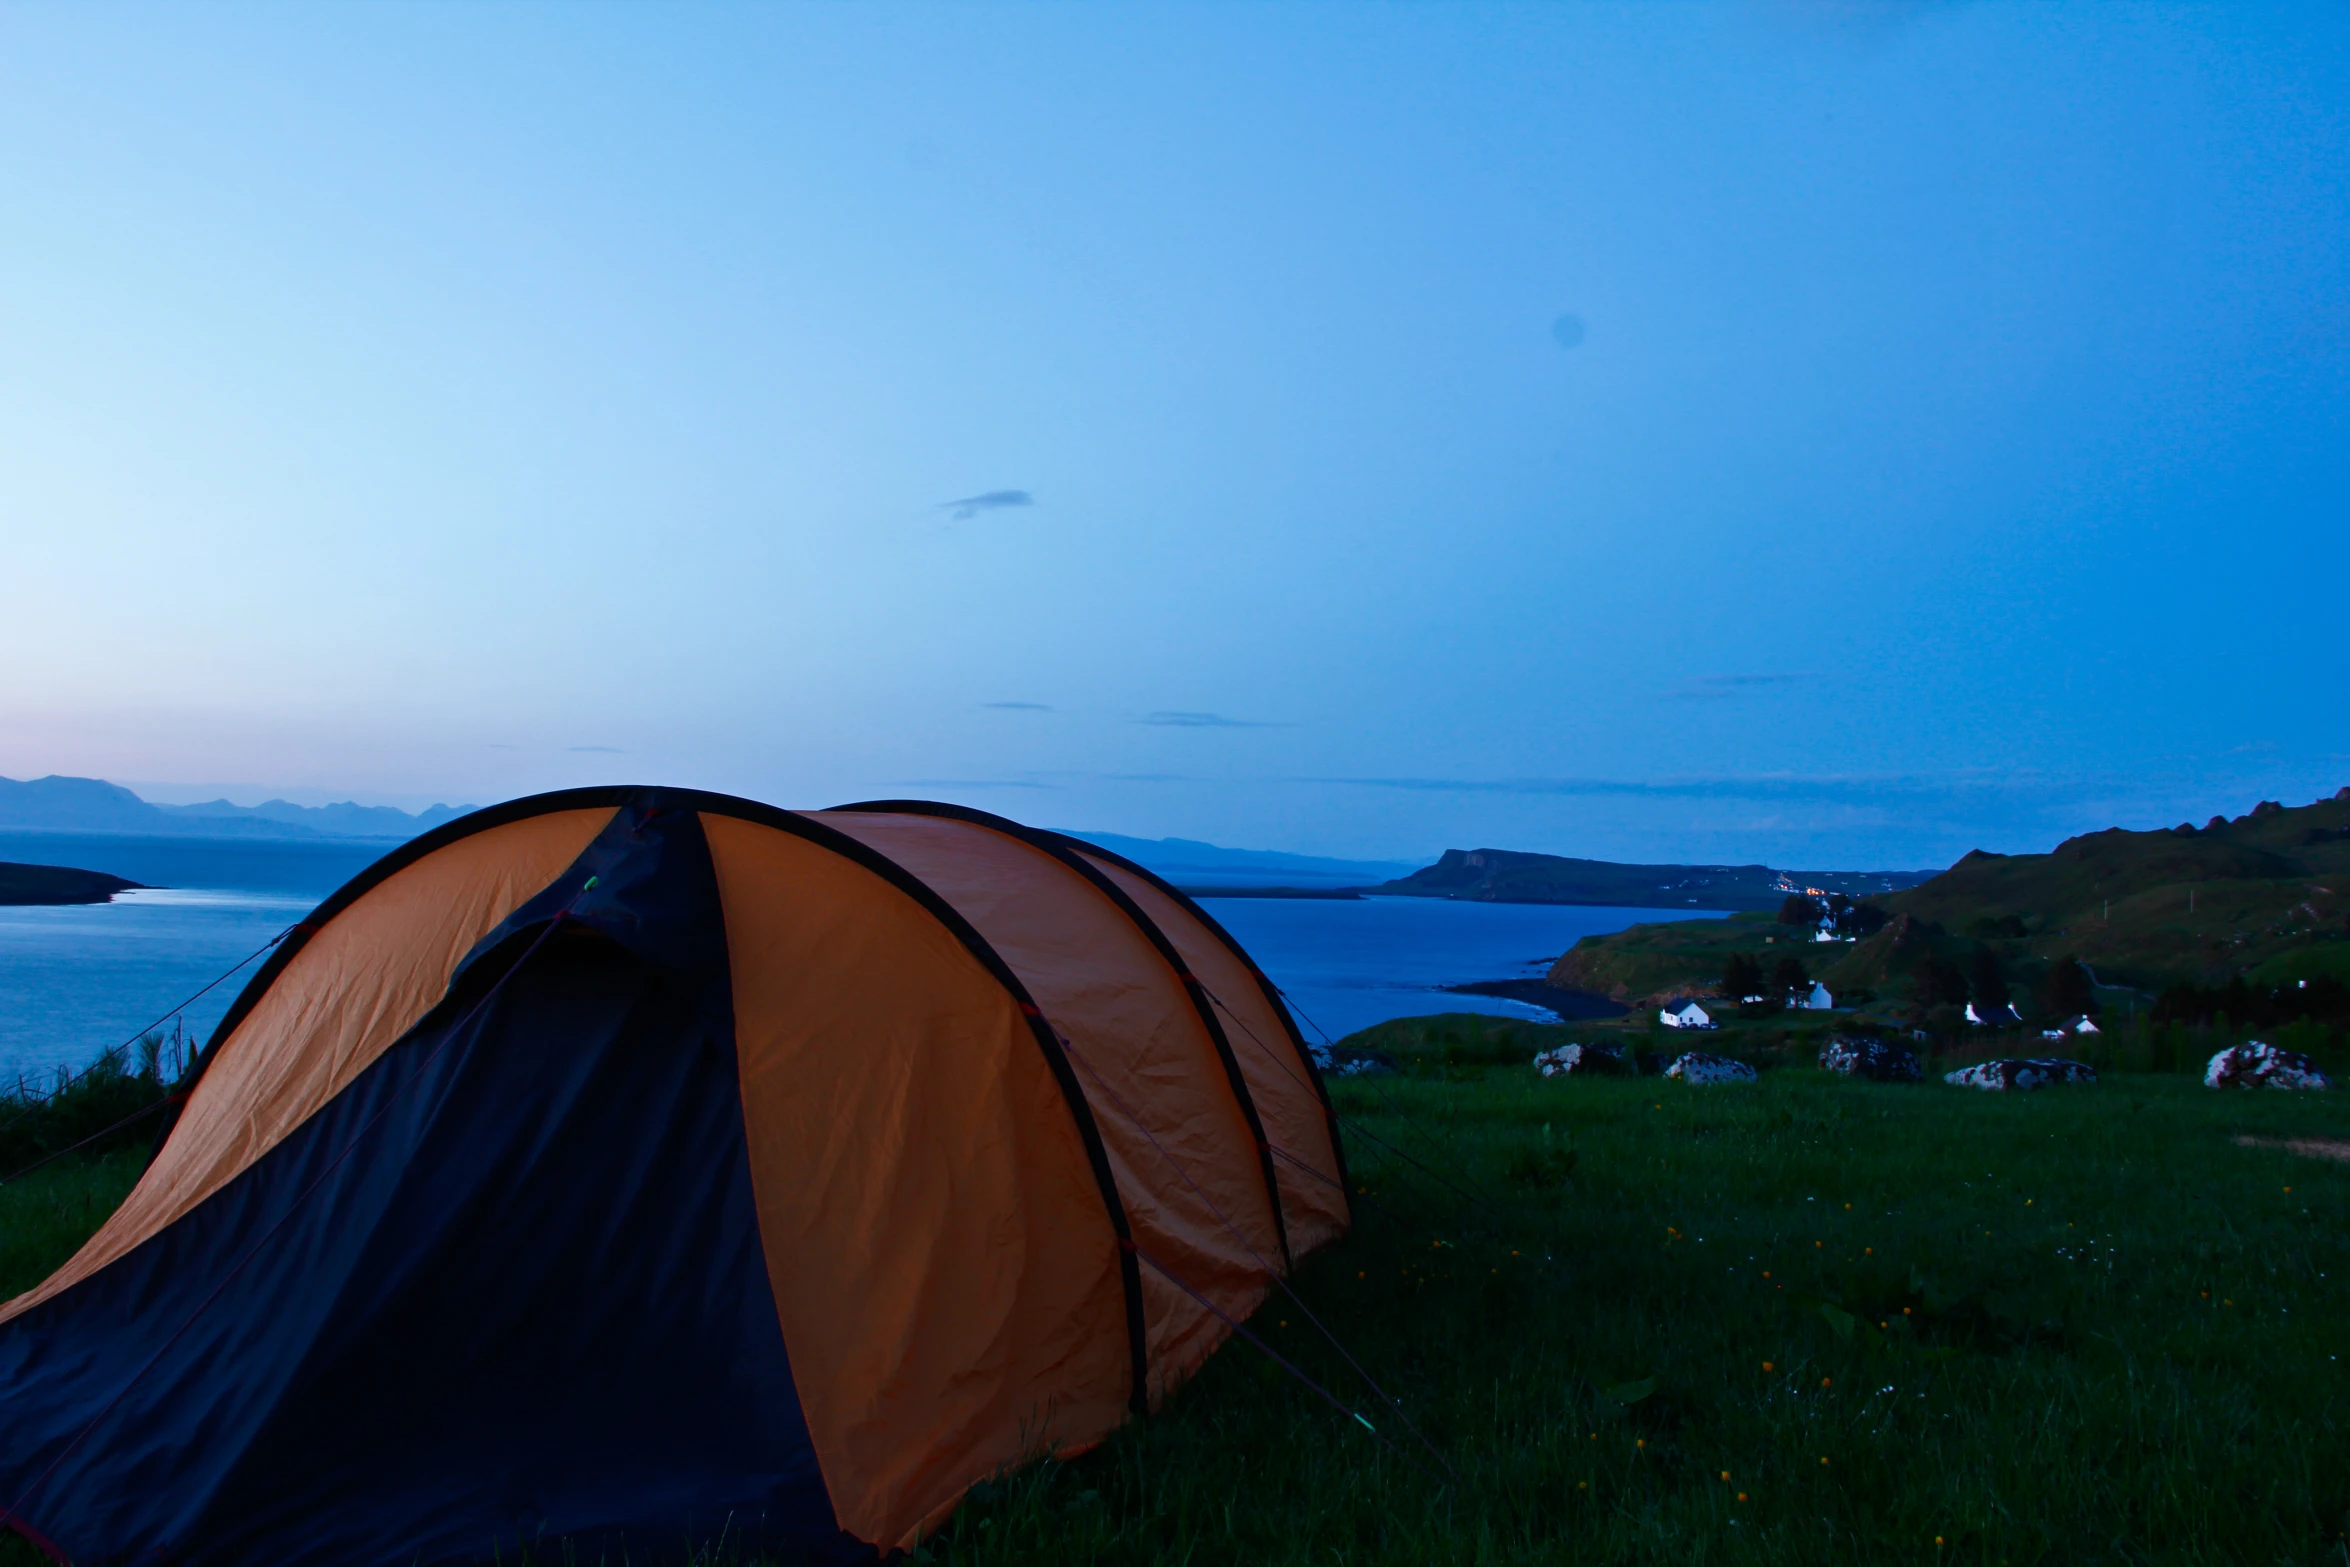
[
  {"xmin": 1533, "ymin": 1043, "xmax": 1624, "ymax": 1078},
  {"xmin": 1309, "ymin": 1044, "xmax": 1399, "ymax": 1078},
  {"xmin": 2204, "ymin": 1041, "xmax": 2333, "ymax": 1091},
  {"xmin": 1665, "ymin": 1052, "xmax": 1757, "ymax": 1084},
  {"xmin": 1819, "ymin": 1036, "xmax": 1921, "ymax": 1082},
  {"xmin": 1943, "ymin": 1058, "xmax": 2097, "ymax": 1091}
]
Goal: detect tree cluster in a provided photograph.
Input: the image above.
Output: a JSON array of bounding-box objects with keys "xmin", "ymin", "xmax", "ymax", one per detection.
[
  {"xmin": 1720, "ymin": 950, "xmax": 1812, "ymax": 1008},
  {"xmin": 2152, "ymin": 973, "xmax": 2350, "ymax": 1028},
  {"xmin": 1720, "ymin": 952, "xmax": 1765, "ymax": 1002},
  {"xmin": 1771, "ymin": 954, "xmax": 1810, "ymax": 1000},
  {"xmin": 1970, "ymin": 945, "xmax": 2009, "ymax": 1012},
  {"xmin": 2039, "ymin": 955, "xmax": 2096, "ymax": 1020},
  {"xmin": 1910, "ymin": 952, "xmax": 1968, "ymax": 1010},
  {"xmin": 1775, "ymin": 892, "xmax": 1888, "ymax": 938}
]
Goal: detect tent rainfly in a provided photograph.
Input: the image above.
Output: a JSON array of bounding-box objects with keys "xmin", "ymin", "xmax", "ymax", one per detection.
[{"xmin": 0, "ymin": 790, "xmax": 1348, "ymax": 1565}]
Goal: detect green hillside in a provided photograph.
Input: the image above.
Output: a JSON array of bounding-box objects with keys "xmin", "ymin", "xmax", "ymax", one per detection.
[{"xmin": 1547, "ymin": 788, "xmax": 2350, "ymax": 1020}]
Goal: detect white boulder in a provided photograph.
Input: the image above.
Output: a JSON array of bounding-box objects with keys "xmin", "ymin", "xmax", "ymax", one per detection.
[
  {"xmin": 1665, "ymin": 1052, "xmax": 1757, "ymax": 1084},
  {"xmin": 1944, "ymin": 1057, "xmax": 2097, "ymax": 1091},
  {"xmin": 2204, "ymin": 1041, "xmax": 2334, "ymax": 1091},
  {"xmin": 1533, "ymin": 1043, "xmax": 1623, "ymax": 1078},
  {"xmin": 1819, "ymin": 1036, "xmax": 1921, "ymax": 1082}
]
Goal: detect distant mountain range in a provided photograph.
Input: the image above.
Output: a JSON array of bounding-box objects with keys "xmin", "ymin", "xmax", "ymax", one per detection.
[
  {"xmin": 0, "ymin": 776, "xmax": 475, "ymax": 841},
  {"xmin": 0, "ymin": 777, "xmax": 1945, "ymax": 906},
  {"xmin": 0, "ymin": 782, "xmax": 1437, "ymax": 869},
  {"xmin": 1057, "ymin": 831, "xmax": 1419, "ymax": 888}
]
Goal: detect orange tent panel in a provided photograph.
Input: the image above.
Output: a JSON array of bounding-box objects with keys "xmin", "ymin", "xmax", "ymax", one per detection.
[
  {"xmin": 809, "ymin": 809, "xmax": 1281, "ymax": 1405},
  {"xmin": 1074, "ymin": 852, "xmax": 1351, "ymax": 1258},
  {"xmin": 705, "ymin": 815, "xmax": 1133, "ymax": 1547}
]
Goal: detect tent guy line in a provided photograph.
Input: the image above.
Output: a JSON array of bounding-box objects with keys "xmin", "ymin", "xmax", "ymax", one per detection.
[{"xmin": 1054, "ymin": 1027, "xmax": 1453, "ymax": 1479}]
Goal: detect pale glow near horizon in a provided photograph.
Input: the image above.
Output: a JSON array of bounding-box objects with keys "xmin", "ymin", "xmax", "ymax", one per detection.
[{"xmin": 3, "ymin": 4, "xmax": 2345, "ymax": 864}]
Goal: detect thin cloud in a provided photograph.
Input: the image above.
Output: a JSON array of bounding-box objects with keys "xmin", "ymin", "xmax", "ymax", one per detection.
[
  {"xmin": 896, "ymin": 777, "xmax": 1056, "ymax": 790},
  {"xmin": 1665, "ymin": 673, "xmax": 1811, "ymax": 701},
  {"xmin": 982, "ymin": 701, "xmax": 1054, "ymax": 711},
  {"xmin": 567, "ymin": 745, "xmax": 625, "ymax": 754},
  {"xmin": 940, "ymin": 489, "xmax": 1034, "ymax": 520},
  {"xmin": 1139, "ymin": 711, "xmax": 1288, "ymax": 729},
  {"xmin": 1286, "ymin": 770, "xmax": 2042, "ymax": 807}
]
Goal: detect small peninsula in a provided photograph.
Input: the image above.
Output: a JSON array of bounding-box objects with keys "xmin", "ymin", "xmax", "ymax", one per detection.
[{"xmin": 0, "ymin": 861, "xmax": 148, "ymax": 906}]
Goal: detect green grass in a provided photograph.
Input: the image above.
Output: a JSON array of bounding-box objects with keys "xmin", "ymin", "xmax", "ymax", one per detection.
[
  {"xmin": 0, "ymin": 1032, "xmax": 182, "ymax": 1177},
  {"xmin": 5, "ymin": 1028, "xmax": 2348, "ymax": 1565},
  {"xmin": 928, "ymin": 1043, "xmax": 2350, "ymax": 1566},
  {"xmin": 0, "ymin": 1148, "xmax": 146, "ymax": 1303}
]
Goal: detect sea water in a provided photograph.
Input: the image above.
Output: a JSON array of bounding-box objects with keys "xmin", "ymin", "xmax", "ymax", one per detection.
[
  {"xmin": 1194, "ymin": 896, "xmax": 1724, "ymax": 1043},
  {"xmin": 0, "ymin": 833, "xmax": 384, "ymax": 1085},
  {"xmin": 0, "ymin": 833, "xmax": 1722, "ymax": 1082}
]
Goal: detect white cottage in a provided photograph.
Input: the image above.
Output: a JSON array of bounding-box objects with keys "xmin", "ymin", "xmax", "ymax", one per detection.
[
  {"xmin": 1800, "ymin": 981, "xmax": 1834, "ymax": 1010},
  {"xmin": 1660, "ymin": 999, "xmax": 1716, "ymax": 1030}
]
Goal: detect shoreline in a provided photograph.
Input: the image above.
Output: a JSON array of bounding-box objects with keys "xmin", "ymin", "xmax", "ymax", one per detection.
[{"xmin": 1443, "ymin": 977, "xmax": 1628, "ymax": 1019}]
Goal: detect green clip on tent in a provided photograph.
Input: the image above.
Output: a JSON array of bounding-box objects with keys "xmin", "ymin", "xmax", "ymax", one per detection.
[{"xmin": 0, "ymin": 789, "xmax": 1348, "ymax": 1564}]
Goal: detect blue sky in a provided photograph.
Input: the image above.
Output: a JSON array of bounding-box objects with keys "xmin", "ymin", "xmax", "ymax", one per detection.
[{"xmin": 2, "ymin": 3, "xmax": 2344, "ymax": 867}]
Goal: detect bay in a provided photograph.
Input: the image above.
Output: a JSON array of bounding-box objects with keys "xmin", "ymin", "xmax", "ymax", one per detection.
[
  {"xmin": 1193, "ymin": 896, "xmax": 1725, "ymax": 1043},
  {"xmin": 0, "ymin": 832, "xmax": 1723, "ymax": 1082},
  {"xmin": 0, "ymin": 833, "xmax": 387, "ymax": 1085}
]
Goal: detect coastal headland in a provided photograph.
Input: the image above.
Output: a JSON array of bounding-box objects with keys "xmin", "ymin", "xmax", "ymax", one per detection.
[{"xmin": 0, "ymin": 862, "xmax": 148, "ymax": 906}]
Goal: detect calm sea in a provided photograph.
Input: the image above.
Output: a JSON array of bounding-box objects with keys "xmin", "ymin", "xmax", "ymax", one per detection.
[
  {"xmin": 1195, "ymin": 896, "xmax": 1724, "ymax": 1043},
  {"xmin": 0, "ymin": 833, "xmax": 1721, "ymax": 1081},
  {"xmin": 0, "ymin": 834, "xmax": 385, "ymax": 1086}
]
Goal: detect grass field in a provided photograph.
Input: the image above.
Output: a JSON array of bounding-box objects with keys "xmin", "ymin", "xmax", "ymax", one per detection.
[{"xmin": 3, "ymin": 1024, "xmax": 2346, "ymax": 1565}]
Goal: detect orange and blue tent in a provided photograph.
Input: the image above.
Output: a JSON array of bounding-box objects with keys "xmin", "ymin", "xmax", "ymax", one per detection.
[{"xmin": 0, "ymin": 789, "xmax": 1348, "ymax": 1564}]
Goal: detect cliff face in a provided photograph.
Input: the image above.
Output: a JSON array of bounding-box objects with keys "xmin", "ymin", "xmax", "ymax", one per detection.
[{"xmin": 0, "ymin": 862, "xmax": 147, "ymax": 905}]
